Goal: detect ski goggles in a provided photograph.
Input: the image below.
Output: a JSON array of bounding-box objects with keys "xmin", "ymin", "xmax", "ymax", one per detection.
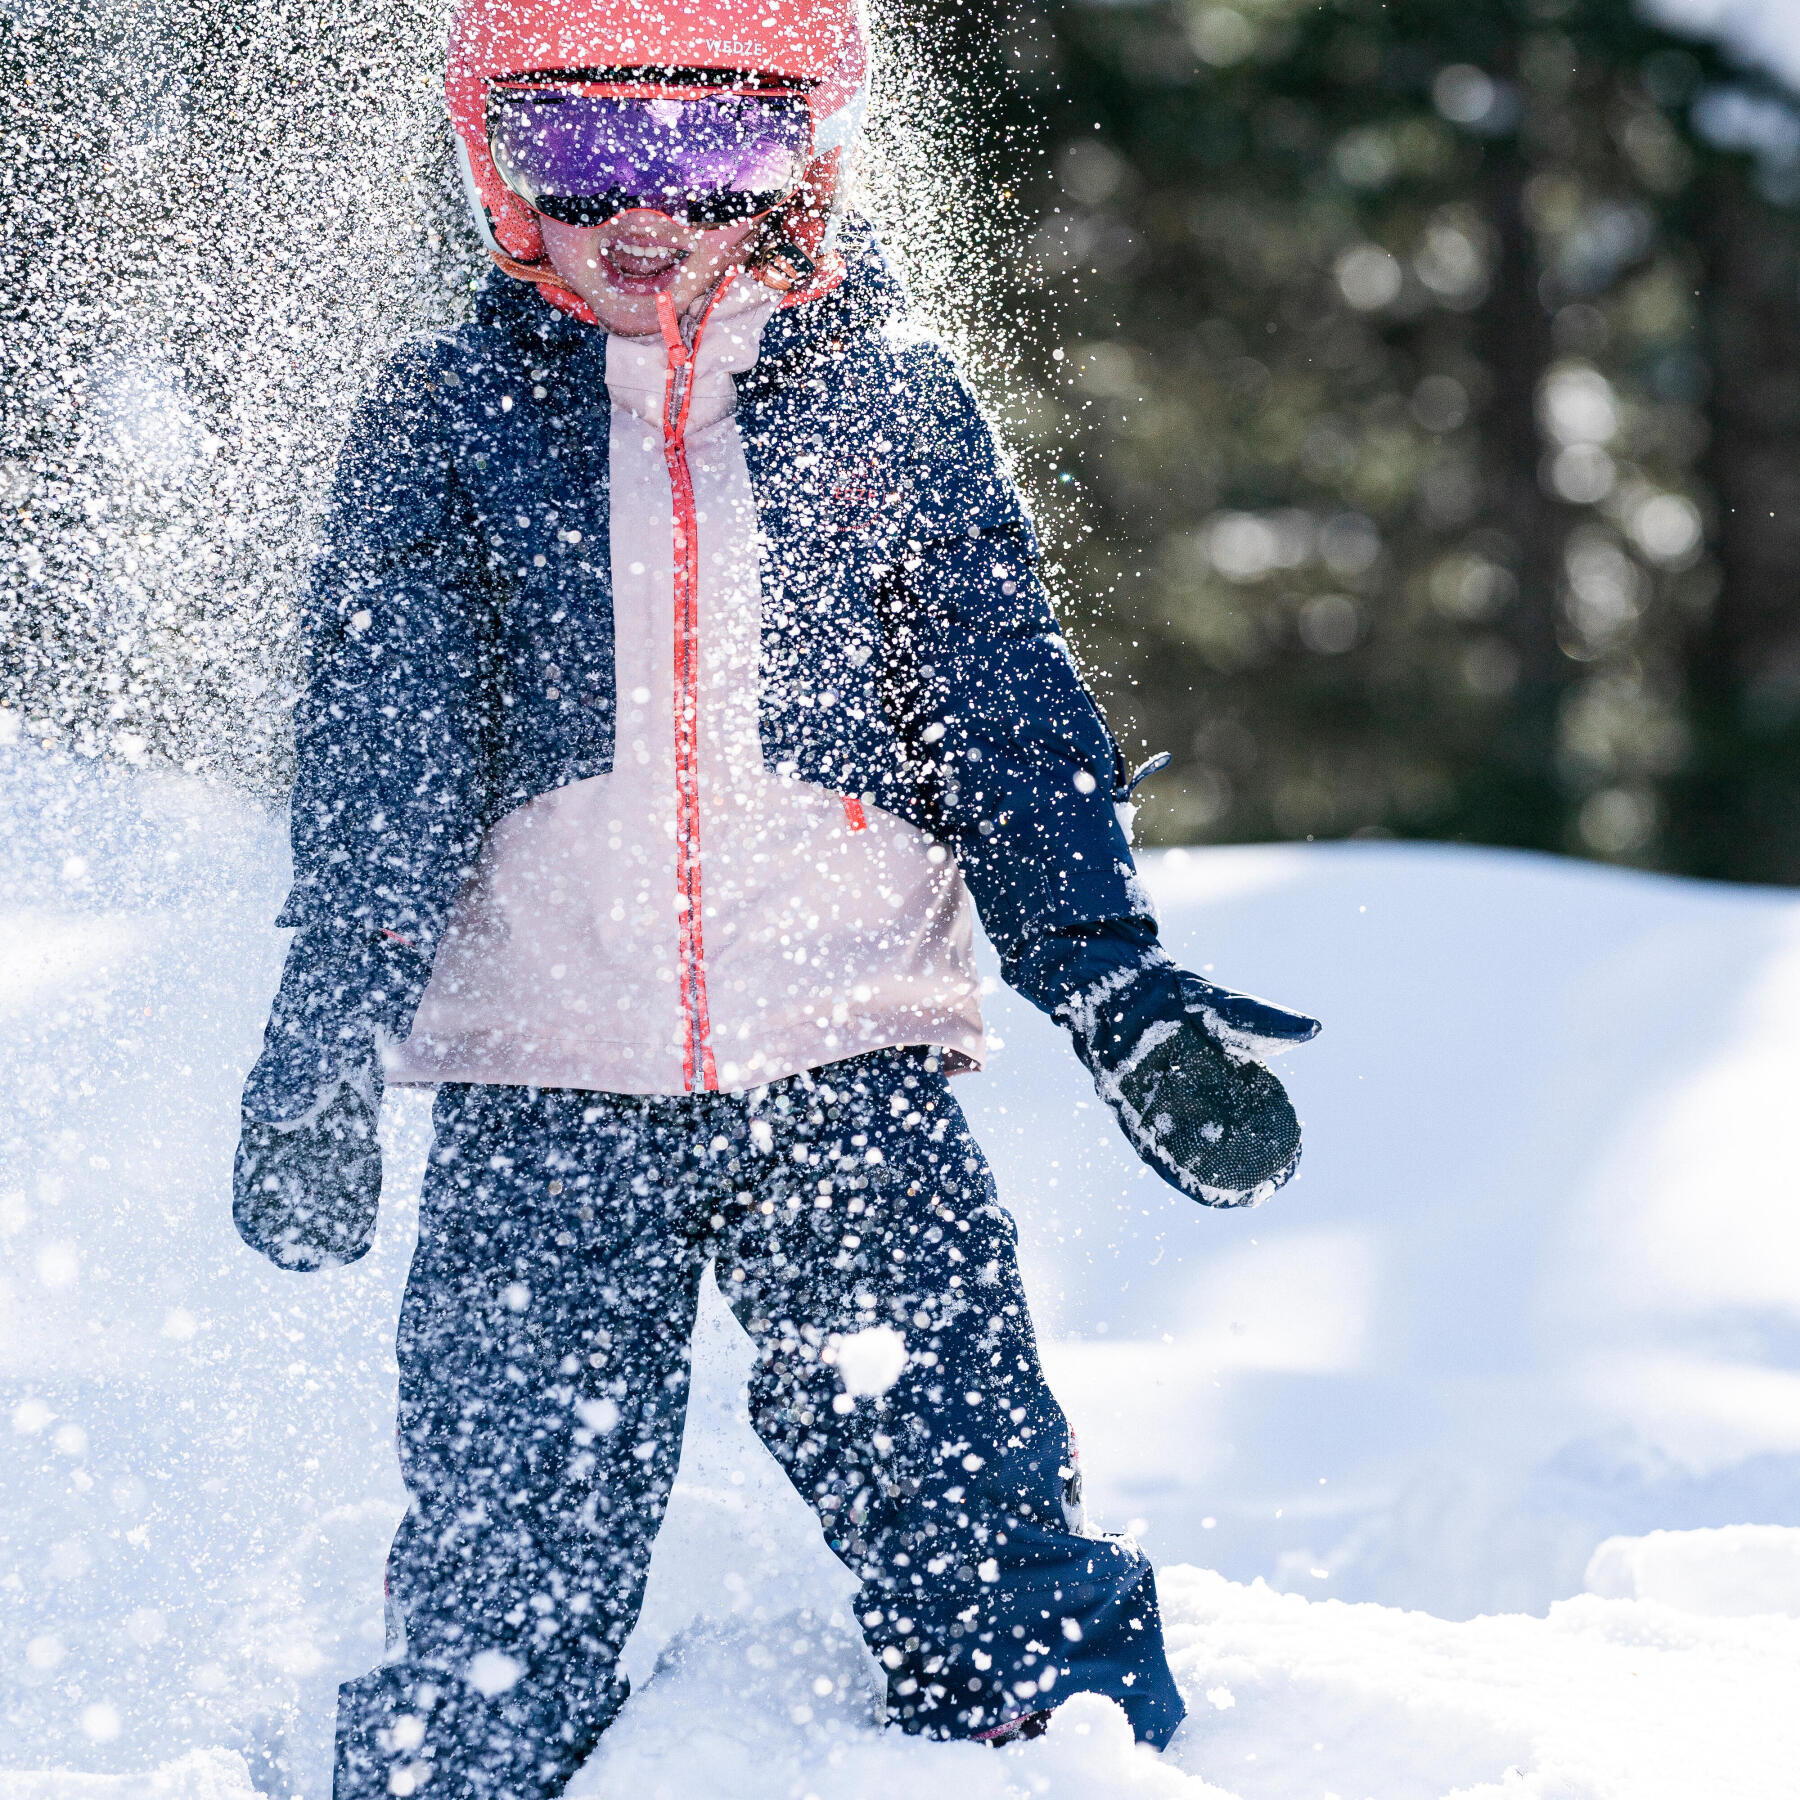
[{"xmin": 486, "ymin": 82, "xmax": 815, "ymax": 228}]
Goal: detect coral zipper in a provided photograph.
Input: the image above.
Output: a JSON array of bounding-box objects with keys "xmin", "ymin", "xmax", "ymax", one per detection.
[{"xmin": 657, "ymin": 290, "xmax": 726, "ymax": 1093}]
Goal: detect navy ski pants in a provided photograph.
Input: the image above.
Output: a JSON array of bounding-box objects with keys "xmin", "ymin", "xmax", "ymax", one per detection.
[{"xmin": 335, "ymin": 1049, "xmax": 1184, "ymax": 1798}]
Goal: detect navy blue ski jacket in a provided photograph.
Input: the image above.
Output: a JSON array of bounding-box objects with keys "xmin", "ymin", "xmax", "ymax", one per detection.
[{"xmin": 278, "ymin": 222, "xmax": 1148, "ymax": 976}]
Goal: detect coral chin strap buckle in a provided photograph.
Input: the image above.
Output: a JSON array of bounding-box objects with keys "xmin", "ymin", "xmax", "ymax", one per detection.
[{"xmin": 750, "ymin": 220, "xmax": 818, "ymax": 292}]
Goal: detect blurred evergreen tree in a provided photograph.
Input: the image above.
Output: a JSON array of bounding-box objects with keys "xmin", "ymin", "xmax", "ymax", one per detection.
[
  {"xmin": 980, "ymin": 0, "xmax": 1800, "ymax": 878},
  {"xmin": 7, "ymin": 0, "xmax": 1799, "ymax": 883}
]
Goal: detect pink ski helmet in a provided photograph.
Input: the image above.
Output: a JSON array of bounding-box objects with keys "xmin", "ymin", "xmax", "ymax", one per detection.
[{"xmin": 446, "ymin": 0, "xmax": 868, "ymax": 317}]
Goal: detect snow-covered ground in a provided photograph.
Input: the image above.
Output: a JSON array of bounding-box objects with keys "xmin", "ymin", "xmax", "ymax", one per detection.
[
  {"xmin": 5, "ymin": 732, "xmax": 1799, "ymax": 1798},
  {"xmin": 1652, "ymin": 0, "xmax": 1800, "ymax": 89}
]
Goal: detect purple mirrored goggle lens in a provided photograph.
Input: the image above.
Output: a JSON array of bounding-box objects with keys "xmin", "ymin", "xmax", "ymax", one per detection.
[{"xmin": 488, "ymin": 90, "xmax": 813, "ymax": 228}]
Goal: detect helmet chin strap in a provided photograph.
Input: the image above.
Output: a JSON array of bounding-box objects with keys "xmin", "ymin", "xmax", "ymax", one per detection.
[{"xmin": 741, "ymin": 208, "xmax": 818, "ymax": 294}]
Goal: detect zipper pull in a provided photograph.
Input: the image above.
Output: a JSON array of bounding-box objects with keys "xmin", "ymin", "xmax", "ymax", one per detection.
[
  {"xmin": 655, "ymin": 292, "xmax": 689, "ymax": 367},
  {"xmin": 1117, "ymin": 750, "xmax": 1171, "ymax": 802}
]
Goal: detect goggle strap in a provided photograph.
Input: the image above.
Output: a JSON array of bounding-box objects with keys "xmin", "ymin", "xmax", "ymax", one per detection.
[
  {"xmin": 490, "ymin": 66, "xmax": 812, "ymax": 93},
  {"xmin": 488, "ymin": 77, "xmax": 803, "ymax": 104}
]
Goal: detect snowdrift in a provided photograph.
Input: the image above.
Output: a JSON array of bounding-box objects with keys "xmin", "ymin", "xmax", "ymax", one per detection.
[{"xmin": 4, "ymin": 734, "xmax": 1799, "ymax": 1798}]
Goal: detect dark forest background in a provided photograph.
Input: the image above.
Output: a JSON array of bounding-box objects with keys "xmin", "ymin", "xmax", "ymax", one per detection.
[
  {"xmin": 4, "ymin": 0, "xmax": 1800, "ymax": 883},
  {"xmin": 952, "ymin": 0, "xmax": 1800, "ymax": 881}
]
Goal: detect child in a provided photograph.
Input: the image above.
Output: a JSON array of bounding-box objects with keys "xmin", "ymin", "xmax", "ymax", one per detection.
[{"xmin": 232, "ymin": 1, "xmax": 1319, "ymax": 1792}]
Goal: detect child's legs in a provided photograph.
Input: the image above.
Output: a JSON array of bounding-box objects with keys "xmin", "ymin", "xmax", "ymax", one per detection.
[
  {"xmin": 717, "ymin": 1051, "xmax": 1187, "ymax": 1748},
  {"xmin": 337, "ymin": 1084, "xmax": 722, "ymax": 1800}
]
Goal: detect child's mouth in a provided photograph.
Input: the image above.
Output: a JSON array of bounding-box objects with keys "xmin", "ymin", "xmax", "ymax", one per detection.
[{"xmin": 599, "ymin": 236, "xmax": 690, "ymax": 293}]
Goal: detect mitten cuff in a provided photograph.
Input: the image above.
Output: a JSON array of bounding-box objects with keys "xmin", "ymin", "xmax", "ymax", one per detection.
[
  {"xmin": 1006, "ymin": 918, "xmax": 1164, "ymax": 1021},
  {"xmin": 242, "ymin": 929, "xmax": 430, "ymax": 1124},
  {"xmin": 1063, "ymin": 962, "xmax": 1188, "ymax": 1079}
]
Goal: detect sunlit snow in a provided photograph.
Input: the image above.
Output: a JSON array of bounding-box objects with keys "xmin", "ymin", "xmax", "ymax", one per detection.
[{"xmin": 5, "ymin": 736, "xmax": 1798, "ymax": 1798}]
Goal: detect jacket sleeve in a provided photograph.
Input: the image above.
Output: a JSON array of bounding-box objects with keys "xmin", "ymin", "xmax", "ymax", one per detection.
[
  {"xmin": 275, "ymin": 344, "xmax": 498, "ymax": 955},
  {"xmin": 880, "ymin": 344, "xmax": 1155, "ymax": 966}
]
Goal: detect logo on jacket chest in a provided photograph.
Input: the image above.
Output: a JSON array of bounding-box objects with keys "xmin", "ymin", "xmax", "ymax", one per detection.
[{"xmin": 825, "ymin": 458, "xmax": 893, "ymax": 535}]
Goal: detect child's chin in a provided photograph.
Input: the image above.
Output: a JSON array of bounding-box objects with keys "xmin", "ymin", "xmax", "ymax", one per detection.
[{"xmin": 576, "ymin": 280, "xmax": 680, "ymax": 334}]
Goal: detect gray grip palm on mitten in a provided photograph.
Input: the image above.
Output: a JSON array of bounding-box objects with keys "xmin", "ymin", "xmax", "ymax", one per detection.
[
  {"xmin": 1069, "ymin": 966, "xmax": 1319, "ymax": 1205},
  {"xmin": 1011, "ymin": 921, "xmax": 1320, "ymax": 1207}
]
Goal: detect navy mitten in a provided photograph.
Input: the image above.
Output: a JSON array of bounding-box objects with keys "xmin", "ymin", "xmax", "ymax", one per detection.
[
  {"xmin": 233, "ymin": 930, "xmax": 429, "ymax": 1270},
  {"xmin": 1013, "ymin": 924, "xmax": 1319, "ymax": 1207}
]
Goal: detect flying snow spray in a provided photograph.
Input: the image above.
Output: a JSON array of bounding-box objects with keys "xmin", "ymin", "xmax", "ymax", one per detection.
[{"xmin": 0, "ymin": 0, "xmax": 1043, "ymax": 798}]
